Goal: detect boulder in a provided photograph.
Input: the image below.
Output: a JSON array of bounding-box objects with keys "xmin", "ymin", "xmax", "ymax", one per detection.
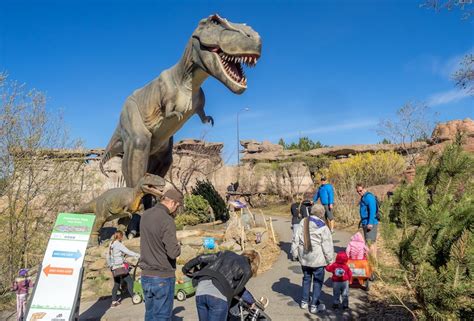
[
  {"xmin": 88, "ymin": 258, "xmax": 107, "ymax": 271},
  {"xmin": 86, "ymin": 246, "xmax": 106, "ymax": 258},
  {"xmin": 122, "ymin": 237, "xmax": 140, "ymax": 253},
  {"xmin": 367, "ymin": 184, "xmax": 397, "ymax": 201},
  {"xmin": 181, "ymin": 236, "xmax": 204, "ymax": 247},
  {"xmin": 177, "ymin": 230, "xmax": 203, "ymax": 240},
  {"xmin": 224, "ymin": 213, "xmax": 243, "ymax": 243},
  {"xmin": 219, "ymin": 240, "xmax": 241, "ymax": 251},
  {"xmin": 85, "ymin": 270, "xmax": 100, "ymax": 279},
  {"xmin": 431, "ymin": 118, "xmax": 474, "ymax": 142},
  {"xmin": 178, "ymin": 245, "xmax": 199, "ymax": 263}
]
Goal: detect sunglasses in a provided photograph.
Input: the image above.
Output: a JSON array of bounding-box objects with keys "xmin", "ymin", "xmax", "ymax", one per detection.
[{"xmin": 356, "ymin": 189, "xmax": 363, "ymax": 194}]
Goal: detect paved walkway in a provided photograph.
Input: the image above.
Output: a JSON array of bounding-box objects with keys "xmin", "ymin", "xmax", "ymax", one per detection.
[{"xmin": 79, "ymin": 215, "xmax": 367, "ymax": 320}]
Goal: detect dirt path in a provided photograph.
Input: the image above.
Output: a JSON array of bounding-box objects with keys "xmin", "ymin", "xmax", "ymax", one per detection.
[{"xmin": 79, "ymin": 216, "xmax": 368, "ymax": 320}]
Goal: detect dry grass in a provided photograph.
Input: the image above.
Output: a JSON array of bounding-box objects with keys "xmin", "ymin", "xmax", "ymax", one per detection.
[{"xmin": 360, "ymin": 234, "xmax": 419, "ymax": 320}]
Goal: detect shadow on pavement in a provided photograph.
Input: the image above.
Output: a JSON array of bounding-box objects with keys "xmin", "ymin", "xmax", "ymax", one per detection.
[
  {"xmin": 272, "ymin": 277, "xmax": 300, "ymax": 303},
  {"xmin": 172, "ymin": 306, "xmax": 185, "ymax": 321},
  {"xmin": 79, "ymin": 296, "xmax": 111, "ymax": 321},
  {"xmin": 279, "ymin": 241, "xmax": 292, "ymax": 259}
]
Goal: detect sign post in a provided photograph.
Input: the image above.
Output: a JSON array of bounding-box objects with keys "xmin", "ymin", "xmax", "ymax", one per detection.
[{"xmin": 26, "ymin": 213, "xmax": 95, "ymax": 321}]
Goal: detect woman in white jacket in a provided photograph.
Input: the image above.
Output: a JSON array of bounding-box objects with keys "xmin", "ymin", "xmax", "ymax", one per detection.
[
  {"xmin": 107, "ymin": 230, "xmax": 140, "ymax": 307},
  {"xmin": 291, "ymin": 204, "xmax": 334, "ymax": 315}
]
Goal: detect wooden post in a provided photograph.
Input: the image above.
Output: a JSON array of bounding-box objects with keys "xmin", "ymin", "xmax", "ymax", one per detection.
[
  {"xmin": 241, "ymin": 221, "xmax": 245, "ymax": 251},
  {"xmin": 247, "ymin": 207, "xmax": 256, "ymax": 227},
  {"xmin": 269, "ymin": 216, "xmax": 277, "ymax": 244},
  {"xmin": 259, "ymin": 210, "xmax": 268, "ymax": 231}
]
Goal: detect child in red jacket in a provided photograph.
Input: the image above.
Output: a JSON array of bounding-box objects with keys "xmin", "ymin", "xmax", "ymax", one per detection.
[{"xmin": 325, "ymin": 251, "xmax": 352, "ymax": 309}]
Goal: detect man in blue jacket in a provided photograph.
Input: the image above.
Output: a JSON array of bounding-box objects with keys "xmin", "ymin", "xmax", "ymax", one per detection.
[
  {"xmin": 313, "ymin": 177, "xmax": 335, "ymax": 233},
  {"xmin": 356, "ymin": 183, "xmax": 379, "ymax": 259}
]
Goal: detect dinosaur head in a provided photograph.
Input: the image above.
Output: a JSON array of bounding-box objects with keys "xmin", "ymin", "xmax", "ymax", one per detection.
[
  {"xmin": 192, "ymin": 14, "xmax": 262, "ymax": 94},
  {"xmin": 138, "ymin": 173, "xmax": 166, "ymax": 197}
]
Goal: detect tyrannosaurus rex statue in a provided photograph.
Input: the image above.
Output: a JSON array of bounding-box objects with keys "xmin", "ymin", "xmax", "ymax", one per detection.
[
  {"xmin": 100, "ymin": 14, "xmax": 261, "ymax": 187},
  {"xmin": 75, "ymin": 173, "xmax": 165, "ymax": 243}
]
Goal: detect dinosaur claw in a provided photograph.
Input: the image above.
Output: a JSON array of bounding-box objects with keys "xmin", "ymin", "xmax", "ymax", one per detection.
[{"xmin": 208, "ymin": 116, "xmax": 214, "ymax": 126}]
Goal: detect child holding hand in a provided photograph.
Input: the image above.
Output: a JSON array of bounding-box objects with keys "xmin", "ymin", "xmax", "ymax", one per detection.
[{"xmin": 325, "ymin": 251, "xmax": 352, "ymax": 310}]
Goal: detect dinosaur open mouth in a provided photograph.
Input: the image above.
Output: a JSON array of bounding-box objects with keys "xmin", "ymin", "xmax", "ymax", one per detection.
[
  {"xmin": 143, "ymin": 184, "xmax": 164, "ymax": 197},
  {"xmin": 215, "ymin": 49, "xmax": 259, "ymax": 87}
]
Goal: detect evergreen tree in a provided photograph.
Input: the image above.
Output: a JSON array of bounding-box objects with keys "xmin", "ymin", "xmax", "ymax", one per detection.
[
  {"xmin": 385, "ymin": 132, "xmax": 474, "ymax": 320},
  {"xmin": 192, "ymin": 180, "xmax": 229, "ymax": 222}
]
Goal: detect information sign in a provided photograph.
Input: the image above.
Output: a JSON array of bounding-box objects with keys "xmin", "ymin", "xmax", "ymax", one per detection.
[{"xmin": 26, "ymin": 213, "xmax": 95, "ymax": 321}]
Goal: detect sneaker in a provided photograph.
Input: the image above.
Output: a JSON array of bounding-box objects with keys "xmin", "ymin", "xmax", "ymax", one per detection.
[
  {"xmin": 309, "ymin": 305, "xmax": 317, "ymax": 314},
  {"xmin": 300, "ymin": 301, "xmax": 308, "ymax": 310},
  {"xmin": 259, "ymin": 296, "xmax": 269, "ymax": 308},
  {"xmin": 111, "ymin": 301, "xmax": 121, "ymax": 308},
  {"xmin": 317, "ymin": 303, "xmax": 326, "ymax": 313},
  {"xmin": 332, "ymin": 303, "xmax": 339, "ymax": 309}
]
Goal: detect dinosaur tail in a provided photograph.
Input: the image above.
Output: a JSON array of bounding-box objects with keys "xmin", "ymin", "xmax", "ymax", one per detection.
[
  {"xmin": 100, "ymin": 125, "xmax": 123, "ymax": 177},
  {"xmin": 75, "ymin": 200, "xmax": 96, "ymax": 214}
]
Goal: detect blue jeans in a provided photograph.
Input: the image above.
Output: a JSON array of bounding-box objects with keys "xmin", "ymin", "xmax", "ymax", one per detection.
[
  {"xmin": 333, "ymin": 281, "xmax": 349, "ymax": 307},
  {"xmin": 196, "ymin": 294, "xmax": 228, "ymax": 321},
  {"xmin": 141, "ymin": 275, "xmax": 175, "ymax": 321},
  {"xmin": 301, "ymin": 266, "xmax": 325, "ymax": 307}
]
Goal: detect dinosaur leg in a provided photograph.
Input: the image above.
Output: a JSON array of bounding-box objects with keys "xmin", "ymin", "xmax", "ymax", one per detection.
[
  {"xmin": 120, "ymin": 99, "xmax": 152, "ymax": 187},
  {"xmin": 90, "ymin": 216, "xmax": 106, "ymax": 246},
  {"xmin": 143, "ymin": 137, "xmax": 174, "ymax": 209}
]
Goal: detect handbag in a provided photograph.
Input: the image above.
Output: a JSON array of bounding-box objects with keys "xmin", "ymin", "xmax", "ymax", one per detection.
[
  {"xmin": 109, "ymin": 241, "xmax": 129, "ymax": 277},
  {"xmin": 111, "ymin": 265, "xmax": 128, "ymax": 278}
]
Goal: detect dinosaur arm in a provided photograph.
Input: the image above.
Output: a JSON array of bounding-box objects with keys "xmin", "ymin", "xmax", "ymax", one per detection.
[{"xmin": 195, "ymin": 89, "xmax": 213, "ymax": 126}]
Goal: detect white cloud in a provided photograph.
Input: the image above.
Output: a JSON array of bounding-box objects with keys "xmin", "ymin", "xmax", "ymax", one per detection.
[
  {"xmin": 427, "ymin": 89, "xmax": 471, "ymax": 107},
  {"xmin": 271, "ymin": 119, "xmax": 377, "ymax": 140}
]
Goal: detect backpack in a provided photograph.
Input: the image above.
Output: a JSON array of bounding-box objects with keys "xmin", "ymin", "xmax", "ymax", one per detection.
[{"xmin": 363, "ymin": 192, "xmax": 381, "ymax": 221}]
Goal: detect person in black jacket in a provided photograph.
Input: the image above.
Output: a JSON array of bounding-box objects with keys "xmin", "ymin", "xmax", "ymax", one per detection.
[{"xmin": 182, "ymin": 250, "xmax": 260, "ymax": 321}]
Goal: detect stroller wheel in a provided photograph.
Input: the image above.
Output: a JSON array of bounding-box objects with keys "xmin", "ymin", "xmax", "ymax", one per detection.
[
  {"xmin": 132, "ymin": 294, "xmax": 142, "ymax": 304},
  {"xmin": 176, "ymin": 290, "xmax": 186, "ymax": 301},
  {"xmin": 364, "ymin": 279, "xmax": 370, "ymax": 291}
]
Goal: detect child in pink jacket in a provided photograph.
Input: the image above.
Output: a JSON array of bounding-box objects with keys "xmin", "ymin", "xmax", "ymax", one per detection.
[
  {"xmin": 12, "ymin": 269, "xmax": 33, "ymax": 321},
  {"xmin": 346, "ymin": 232, "xmax": 369, "ymax": 260}
]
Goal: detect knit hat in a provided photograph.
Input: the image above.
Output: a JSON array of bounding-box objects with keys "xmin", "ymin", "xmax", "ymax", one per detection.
[{"xmin": 18, "ymin": 269, "xmax": 28, "ymax": 277}]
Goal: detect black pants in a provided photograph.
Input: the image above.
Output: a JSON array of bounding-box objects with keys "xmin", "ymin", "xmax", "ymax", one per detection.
[{"xmin": 112, "ymin": 274, "xmax": 134, "ymax": 301}]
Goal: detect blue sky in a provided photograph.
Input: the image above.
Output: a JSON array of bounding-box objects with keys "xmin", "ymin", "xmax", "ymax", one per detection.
[{"xmin": 1, "ymin": 0, "xmax": 472, "ymax": 163}]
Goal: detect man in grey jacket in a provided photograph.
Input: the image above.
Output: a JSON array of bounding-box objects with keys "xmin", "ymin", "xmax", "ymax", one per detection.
[{"xmin": 140, "ymin": 189, "xmax": 182, "ymax": 321}]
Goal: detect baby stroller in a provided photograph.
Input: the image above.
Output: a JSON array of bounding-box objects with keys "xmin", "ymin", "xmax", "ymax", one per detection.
[
  {"xmin": 228, "ymin": 296, "xmax": 272, "ymax": 321},
  {"xmin": 347, "ymin": 257, "xmax": 374, "ymax": 291},
  {"xmin": 129, "ymin": 262, "xmax": 196, "ymax": 304}
]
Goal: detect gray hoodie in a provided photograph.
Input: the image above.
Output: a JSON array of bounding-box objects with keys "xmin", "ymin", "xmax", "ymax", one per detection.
[
  {"xmin": 291, "ymin": 216, "xmax": 334, "ymax": 268},
  {"xmin": 107, "ymin": 240, "xmax": 140, "ymax": 270}
]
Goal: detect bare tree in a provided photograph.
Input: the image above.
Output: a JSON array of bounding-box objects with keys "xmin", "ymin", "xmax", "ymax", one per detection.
[
  {"xmin": 453, "ymin": 54, "xmax": 474, "ymax": 94},
  {"xmin": 377, "ymin": 102, "xmax": 436, "ymax": 166},
  {"xmin": 0, "ymin": 73, "xmax": 83, "ymax": 295},
  {"xmin": 421, "ymin": 0, "xmax": 474, "ymax": 19},
  {"xmin": 166, "ymin": 138, "xmax": 224, "ymax": 194}
]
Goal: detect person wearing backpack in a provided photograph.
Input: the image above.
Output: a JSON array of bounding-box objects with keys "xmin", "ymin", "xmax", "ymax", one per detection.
[{"xmin": 356, "ymin": 183, "xmax": 379, "ymax": 259}]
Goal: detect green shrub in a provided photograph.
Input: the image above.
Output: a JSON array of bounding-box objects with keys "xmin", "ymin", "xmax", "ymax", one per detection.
[
  {"xmin": 383, "ymin": 134, "xmax": 474, "ymax": 320},
  {"xmin": 192, "ymin": 180, "xmax": 229, "ymax": 222},
  {"xmin": 175, "ymin": 213, "xmax": 202, "ymax": 230},
  {"xmin": 184, "ymin": 194, "xmax": 211, "ymax": 223},
  {"xmin": 325, "ymin": 151, "xmax": 406, "ymax": 224}
]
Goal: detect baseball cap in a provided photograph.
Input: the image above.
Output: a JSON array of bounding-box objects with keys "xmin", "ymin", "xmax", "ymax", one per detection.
[{"xmin": 163, "ymin": 189, "xmax": 184, "ymax": 205}]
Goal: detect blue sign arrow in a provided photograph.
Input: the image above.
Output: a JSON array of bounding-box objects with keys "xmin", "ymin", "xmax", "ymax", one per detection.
[{"xmin": 52, "ymin": 250, "xmax": 82, "ymax": 261}]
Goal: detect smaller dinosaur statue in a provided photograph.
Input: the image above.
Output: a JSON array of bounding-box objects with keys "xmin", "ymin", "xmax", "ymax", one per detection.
[{"xmin": 75, "ymin": 173, "xmax": 166, "ymax": 244}]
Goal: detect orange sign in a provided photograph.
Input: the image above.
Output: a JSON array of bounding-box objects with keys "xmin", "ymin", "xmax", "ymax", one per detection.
[{"xmin": 43, "ymin": 264, "xmax": 73, "ymax": 277}]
